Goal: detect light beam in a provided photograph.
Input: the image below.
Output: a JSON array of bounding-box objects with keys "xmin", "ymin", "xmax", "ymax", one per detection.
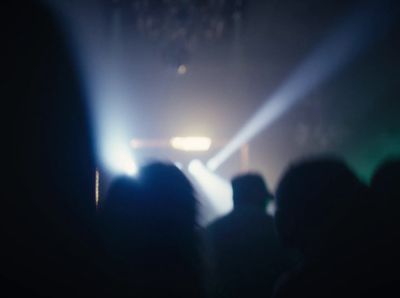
[
  {"xmin": 208, "ymin": 0, "xmax": 397, "ymax": 171},
  {"xmin": 188, "ymin": 160, "xmax": 233, "ymax": 217}
]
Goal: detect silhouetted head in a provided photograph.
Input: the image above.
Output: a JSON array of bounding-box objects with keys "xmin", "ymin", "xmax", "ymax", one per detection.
[
  {"xmin": 139, "ymin": 162, "xmax": 197, "ymax": 237},
  {"xmin": 231, "ymin": 173, "xmax": 272, "ymax": 210},
  {"xmin": 134, "ymin": 162, "xmax": 203, "ymax": 296},
  {"xmin": 275, "ymin": 157, "xmax": 365, "ymax": 254}
]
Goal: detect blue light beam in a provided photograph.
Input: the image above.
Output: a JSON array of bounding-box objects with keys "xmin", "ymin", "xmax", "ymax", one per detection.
[{"xmin": 208, "ymin": 0, "xmax": 398, "ymax": 171}]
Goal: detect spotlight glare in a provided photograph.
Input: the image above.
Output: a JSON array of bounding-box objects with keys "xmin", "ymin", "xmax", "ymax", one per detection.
[
  {"xmin": 170, "ymin": 137, "xmax": 212, "ymax": 152},
  {"xmin": 188, "ymin": 160, "xmax": 233, "ymax": 217},
  {"xmin": 125, "ymin": 162, "xmax": 138, "ymax": 176},
  {"xmin": 114, "ymin": 153, "xmax": 138, "ymax": 176},
  {"xmin": 104, "ymin": 141, "xmax": 138, "ymax": 176}
]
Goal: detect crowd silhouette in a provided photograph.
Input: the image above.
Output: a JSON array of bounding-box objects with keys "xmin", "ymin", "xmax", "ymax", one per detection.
[
  {"xmin": 3, "ymin": 1, "xmax": 399, "ymax": 297},
  {"xmin": 99, "ymin": 164, "xmax": 204, "ymax": 297},
  {"xmin": 205, "ymin": 174, "xmax": 295, "ymax": 298}
]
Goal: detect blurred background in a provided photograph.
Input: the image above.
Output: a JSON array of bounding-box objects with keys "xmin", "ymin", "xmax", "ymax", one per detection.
[{"xmin": 48, "ymin": 0, "xmax": 399, "ymax": 194}]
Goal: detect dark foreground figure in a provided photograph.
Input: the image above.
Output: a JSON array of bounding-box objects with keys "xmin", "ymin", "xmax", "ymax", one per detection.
[
  {"xmin": 206, "ymin": 173, "xmax": 293, "ymax": 298},
  {"xmin": 2, "ymin": 1, "xmax": 99, "ymax": 296},
  {"xmin": 272, "ymin": 157, "xmax": 400, "ymax": 298},
  {"xmin": 100, "ymin": 163, "xmax": 205, "ymax": 297},
  {"xmin": 366, "ymin": 158, "xmax": 400, "ymax": 295}
]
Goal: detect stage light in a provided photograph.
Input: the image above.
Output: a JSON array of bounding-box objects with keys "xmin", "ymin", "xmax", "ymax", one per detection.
[
  {"xmin": 207, "ymin": 0, "xmax": 396, "ymax": 171},
  {"xmin": 188, "ymin": 160, "xmax": 233, "ymax": 216},
  {"xmin": 177, "ymin": 64, "xmax": 187, "ymax": 75},
  {"xmin": 102, "ymin": 138, "xmax": 138, "ymax": 176},
  {"xmin": 111, "ymin": 146, "xmax": 138, "ymax": 176},
  {"xmin": 170, "ymin": 137, "xmax": 212, "ymax": 152}
]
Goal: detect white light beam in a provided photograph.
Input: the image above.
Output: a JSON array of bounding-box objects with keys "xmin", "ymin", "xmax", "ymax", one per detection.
[{"xmin": 208, "ymin": 0, "xmax": 397, "ymax": 171}]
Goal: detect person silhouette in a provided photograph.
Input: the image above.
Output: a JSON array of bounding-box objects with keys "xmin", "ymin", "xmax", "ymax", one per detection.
[
  {"xmin": 2, "ymin": 1, "xmax": 98, "ymax": 295},
  {"xmin": 206, "ymin": 173, "xmax": 292, "ymax": 298},
  {"xmin": 100, "ymin": 162, "xmax": 205, "ymax": 297},
  {"xmin": 99, "ymin": 176, "xmax": 146, "ymax": 296},
  {"xmin": 371, "ymin": 158, "xmax": 400, "ymax": 233},
  {"xmin": 366, "ymin": 158, "xmax": 400, "ymax": 295},
  {"xmin": 272, "ymin": 157, "xmax": 368, "ymax": 298},
  {"xmin": 139, "ymin": 162, "xmax": 205, "ymax": 297}
]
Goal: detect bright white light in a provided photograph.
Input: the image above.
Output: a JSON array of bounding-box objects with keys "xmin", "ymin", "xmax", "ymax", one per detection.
[
  {"xmin": 170, "ymin": 137, "xmax": 212, "ymax": 152},
  {"xmin": 103, "ymin": 139, "xmax": 138, "ymax": 176},
  {"xmin": 207, "ymin": 1, "xmax": 396, "ymax": 171},
  {"xmin": 190, "ymin": 160, "xmax": 276, "ymax": 221},
  {"xmin": 188, "ymin": 160, "xmax": 233, "ymax": 217},
  {"xmin": 177, "ymin": 64, "xmax": 187, "ymax": 75},
  {"xmin": 188, "ymin": 159, "xmax": 203, "ymax": 173},
  {"xmin": 112, "ymin": 146, "xmax": 138, "ymax": 176},
  {"xmin": 125, "ymin": 162, "xmax": 138, "ymax": 176}
]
